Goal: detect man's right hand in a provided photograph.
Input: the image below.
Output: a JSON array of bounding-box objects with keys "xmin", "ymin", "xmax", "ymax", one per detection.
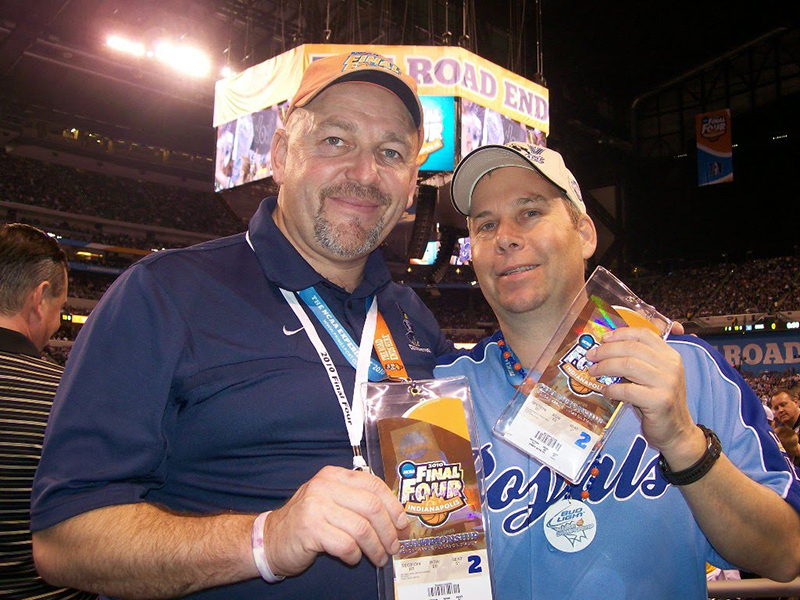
[{"xmin": 262, "ymin": 466, "xmax": 409, "ymax": 577}]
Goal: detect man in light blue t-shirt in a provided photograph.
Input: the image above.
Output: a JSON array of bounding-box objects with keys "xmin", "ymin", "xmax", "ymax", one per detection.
[{"xmin": 435, "ymin": 142, "xmax": 800, "ymax": 599}]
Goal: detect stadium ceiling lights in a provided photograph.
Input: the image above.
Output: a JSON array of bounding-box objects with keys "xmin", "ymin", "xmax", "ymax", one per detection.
[
  {"xmin": 106, "ymin": 35, "xmax": 145, "ymax": 57},
  {"xmin": 154, "ymin": 41, "xmax": 211, "ymax": 78},
  {"xmin": 106, "ymin": 35, "xmax": 211, "ymax": 78}
]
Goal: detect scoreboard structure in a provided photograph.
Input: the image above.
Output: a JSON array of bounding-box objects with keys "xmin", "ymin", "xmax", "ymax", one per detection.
[{"xmin": 212, "ymin": 44, "xmax": 549, "ymax": 192}]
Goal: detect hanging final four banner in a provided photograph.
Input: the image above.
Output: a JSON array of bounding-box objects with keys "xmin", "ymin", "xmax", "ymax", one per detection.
[
  {"xmin": 213, "ymin": 44, "xmax": 549, "ymax": 132},
  {"xmin": 696, "ymin": 108, "xmax": 733, "ymax": 186}
]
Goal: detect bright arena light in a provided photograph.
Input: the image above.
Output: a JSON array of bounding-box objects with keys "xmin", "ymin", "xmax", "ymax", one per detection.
[
  {"xmin": 220, "ymin": 65, "xmax": 235, "ymax": 78},
  {"xmin": 106, "ymin": 35, "xmax": 145, "ymax": 57},
  {"xmin": 154, "ymin": 41, "xmax": 211, "ymax": 78},
  {"xmin": 105, "ymin": 34, "xmax": 212, "ymax": 78}
]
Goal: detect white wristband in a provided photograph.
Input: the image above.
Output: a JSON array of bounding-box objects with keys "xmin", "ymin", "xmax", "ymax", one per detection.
[{"xmin": 251, "ymin": 511, "xmax": 285, "ymax": 583}]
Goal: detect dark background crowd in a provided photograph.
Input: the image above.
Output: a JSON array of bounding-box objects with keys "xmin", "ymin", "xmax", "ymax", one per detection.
[
  {"xmin": 632, "ymin": 255, "xmax": 800, "ymax": 319},
  {"xmin": 0, "ymin": 152, "xmax": 241, "ymax": 237}
]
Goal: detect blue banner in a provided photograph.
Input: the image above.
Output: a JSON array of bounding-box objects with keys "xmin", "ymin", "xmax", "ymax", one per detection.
[{"xmin": 701, "ymin": 331, "xmax": 800, "ymax": 373}]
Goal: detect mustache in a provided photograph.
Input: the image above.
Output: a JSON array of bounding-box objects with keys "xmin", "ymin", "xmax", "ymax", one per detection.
[{"xmin": 320, "ymin": 182, "xmax": 390, "ymax": 206}]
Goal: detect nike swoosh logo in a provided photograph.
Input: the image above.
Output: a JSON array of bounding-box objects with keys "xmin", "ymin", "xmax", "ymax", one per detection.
[{"xmin": 283, "ymin": 325, "xmax": 305, "ymax": 336}]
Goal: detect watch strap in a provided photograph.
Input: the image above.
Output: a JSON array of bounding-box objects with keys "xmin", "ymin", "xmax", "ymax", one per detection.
[{"xmin": 658, "ymin": 424, "xmax": 721, "ymax": 486}]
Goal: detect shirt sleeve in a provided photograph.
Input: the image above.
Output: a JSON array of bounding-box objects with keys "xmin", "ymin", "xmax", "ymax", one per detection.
[
  {"xmin": 671, "ymin": 337, "xmax": 800, "ymax": 568},
  {"xmin": 31, "ymin": 260, "xmax": 196, "ymax": 531}
]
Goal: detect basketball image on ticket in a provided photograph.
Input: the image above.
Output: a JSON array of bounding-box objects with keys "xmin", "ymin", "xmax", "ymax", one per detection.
[
  {"xmin": 364, "ymin": 379, "xmax": 495, "ymax": 600},
  {"xmin": 494, "ymin": 267, "xmax": 671, "ymax": 483}
]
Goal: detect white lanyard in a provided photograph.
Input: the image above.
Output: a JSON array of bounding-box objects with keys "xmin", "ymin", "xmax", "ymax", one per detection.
[
  {"xmin": 246, "ymin": 231, "xmax": 378, "ymax": 469},
  {"xmin": 280, "ymin": 289, "xmax": 378, "ymax": 470}
]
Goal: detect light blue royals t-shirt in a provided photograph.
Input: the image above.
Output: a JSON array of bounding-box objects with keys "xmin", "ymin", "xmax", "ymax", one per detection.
[{"xmin": 435, "ymin": 332, "xmax": 800, "ymax": 600}]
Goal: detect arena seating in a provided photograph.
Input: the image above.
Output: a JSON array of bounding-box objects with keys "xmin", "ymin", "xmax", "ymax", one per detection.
[
  {"xmin": 14, "ymin": 216, "xmax": 187, "ymax": 251},
  {"xmin": 0, "ymin": 152, "xmax": 242, "ymax": 236},
  {"xmin": 631, "ymin": 256, "xmax": 800, "ymax": 318},
  {"xmin": 741, "ymin": 369, "xmax": 800, "ymax": 404},
  {"xmin": 68, "ymin": 272, "xmax": 115, "ymax": 301}
]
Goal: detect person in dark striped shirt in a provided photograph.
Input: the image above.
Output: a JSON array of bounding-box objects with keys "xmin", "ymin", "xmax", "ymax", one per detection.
[{"xmin": 0, "ymin": 223, "xmax": 94, "ymax": 600}]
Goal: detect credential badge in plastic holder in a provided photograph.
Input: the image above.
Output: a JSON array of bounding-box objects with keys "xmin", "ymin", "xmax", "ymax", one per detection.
[
  {"xmin": 493, "ymin": 266, "xmax": 672, "ymax": 483},
  {"xmin": 364, "ymin": 377, "xmax": 495, "ymax": 600}
]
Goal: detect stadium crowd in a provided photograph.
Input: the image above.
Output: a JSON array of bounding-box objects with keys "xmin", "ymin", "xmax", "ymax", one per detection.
[
  {"xmin": 741, "ymin": 369, "xmax": 800, "ymax": 404},
  {"xmin": 634, "ymin": 264, "xmax": 732, "ymax": 319},
  {"xmin": 0, "ymin": 152, "xmax": 241, "ymax": 236},
  {"xmin": 67, "ymin": 272, "xmax": 115, "ymax": 300},
  {"xmin": 710, "ymin": 256, "xmax": 800, "ymax": 316},
  {"xmin": 40, "ymin": 346, "xmax": 71, "ymax": 367},
  {"xmin": 11, "ymin": 217, "xmax": 188, "ymax": 251},
  {"xmin": 633, "ymin": 255, "xmax": 800, "ymax": 318}
]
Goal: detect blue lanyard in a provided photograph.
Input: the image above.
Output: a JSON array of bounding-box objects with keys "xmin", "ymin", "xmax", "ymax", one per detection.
[
  {"xmin": 497, "ymin": 333, "xmax": 527, "ymax": 387},
  {"xmin": 296, "ymin": 287, "xmax": 386, "ymax": 381}
]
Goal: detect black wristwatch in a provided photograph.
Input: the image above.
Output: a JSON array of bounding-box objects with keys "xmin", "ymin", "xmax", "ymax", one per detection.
[{"xmin": 658, "ymin": 425, "xmax": 721, "ymax": 486}]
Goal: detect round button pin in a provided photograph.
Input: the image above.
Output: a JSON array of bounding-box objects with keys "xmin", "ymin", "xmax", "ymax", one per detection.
[{"xmin": 543, "ymin": 498, "xmax": 597, "ymax": 553}]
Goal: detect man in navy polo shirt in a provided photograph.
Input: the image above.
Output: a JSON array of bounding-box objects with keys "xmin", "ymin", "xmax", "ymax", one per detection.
[{"xmin": 31, "ymin": 52, "xmax": 450, "ymax": 599}]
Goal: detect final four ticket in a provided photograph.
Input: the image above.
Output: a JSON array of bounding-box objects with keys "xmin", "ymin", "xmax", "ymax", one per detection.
[
  {"xmin": 495, "ymin": 267, "xmax": 672, "ymax": 483},
  {"xmin": 371, "ymin": 391, "xmax": 494, "ymax": 600}
]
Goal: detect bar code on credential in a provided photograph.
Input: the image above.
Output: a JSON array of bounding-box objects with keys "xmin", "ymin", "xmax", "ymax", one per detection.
[
  {"xmin": 535, "ymin": 430, "xmax": 562, "ymax": 451},
  {"xmin": 428, "ymin": 582, "xmax": 461, "ymax": 598}
]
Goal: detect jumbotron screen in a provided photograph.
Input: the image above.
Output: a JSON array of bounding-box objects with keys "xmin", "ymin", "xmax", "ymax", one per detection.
[
  {"xmin": 461, "ymin": 99, "xmax": 546, "ymax": 157},
  {"xmin": 214, "ymin": 96, "xmax": 458, "ymax": 191},
  {"xmin": 215, "ymin": 97, "xmax": 547, "ymax": 192},
  {"xmin": 408, "ymin": 237, "xmax": 471, "ymax": 266},
  {"xmin": 214, "ymin": 102, "xmax": 286, "ymax": 192}
]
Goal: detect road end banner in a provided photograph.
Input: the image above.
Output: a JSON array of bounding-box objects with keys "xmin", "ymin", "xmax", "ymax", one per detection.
[
  {"xmin": 702, "ymin": 331, "xmax": 800, "ymax": 374},
  {"xmin": 213, "ymin": 44, "xmax": 549, "ymax": 133}
]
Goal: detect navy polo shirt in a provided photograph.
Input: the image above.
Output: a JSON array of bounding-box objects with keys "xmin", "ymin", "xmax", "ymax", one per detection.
[{"xmin": 32, "ymin": 197, "xmax": 452, "ymax": 599}]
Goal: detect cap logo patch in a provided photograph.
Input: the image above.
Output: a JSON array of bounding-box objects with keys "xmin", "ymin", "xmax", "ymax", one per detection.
[
  {"xmin": 527, "ymin": 145, "xmax": 545, "ymax": 164},
  {"xmin": 341, "ymin": 51, "xmax": 402, "ymax": 76},
  {"xmin": 569, "ymin": 177, "xmax": 583, "ymax": 202},
  {"xmin": 508, "ymin": 141, "xmax": 545, "ymax": 164}
]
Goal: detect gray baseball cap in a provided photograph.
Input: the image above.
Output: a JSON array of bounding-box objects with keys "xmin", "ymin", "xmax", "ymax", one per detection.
[{"xmin": 450, "ymin": 142, "xmax": 586, "ymax": 216}]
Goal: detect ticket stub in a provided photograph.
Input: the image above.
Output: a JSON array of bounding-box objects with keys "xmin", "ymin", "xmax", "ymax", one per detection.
[
  {"xmin": 501, "ymin": 385, "xmax": 603, "ymax": 478},
  {"xmin": 376, "ymin": 395, "xmax": 494, "ymax": 600},
  {"xmin": 394, "ymin": 549, "xmax": 493, "ymax": 600}
]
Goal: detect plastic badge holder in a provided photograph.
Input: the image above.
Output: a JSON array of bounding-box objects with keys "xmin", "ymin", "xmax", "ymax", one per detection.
[
  {"xmin": 493, "ymin": 266, "xmax": 672, "ymax": 484},
  {"xmin": 364, "ymin": 377, "xmax": 495, "ymax": 600}
]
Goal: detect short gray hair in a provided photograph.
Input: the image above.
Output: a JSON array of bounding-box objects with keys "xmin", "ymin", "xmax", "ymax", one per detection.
[{"xmin": 0, "ymin": 224, "xmax": 68, "ymax": 315}]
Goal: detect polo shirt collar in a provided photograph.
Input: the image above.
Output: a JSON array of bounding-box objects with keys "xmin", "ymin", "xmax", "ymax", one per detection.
[
  {"xmin": 0, "ymin": 326, "xmax": 39, "ymax": 357},
  {"xmin": 247, "ymin": 196, "xmax": 392, "ymax": 297}
]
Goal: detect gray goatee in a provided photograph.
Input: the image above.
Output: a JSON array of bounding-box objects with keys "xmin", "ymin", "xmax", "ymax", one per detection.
[{"xmin": 314, "ymin": 182, "xmax": 391, "ymax": 258}]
